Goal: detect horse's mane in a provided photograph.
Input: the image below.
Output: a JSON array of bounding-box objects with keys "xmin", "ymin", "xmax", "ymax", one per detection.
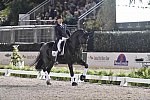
[{"xmin": 70, "ymin": 29, "xmax": 85, "ymax": 39}]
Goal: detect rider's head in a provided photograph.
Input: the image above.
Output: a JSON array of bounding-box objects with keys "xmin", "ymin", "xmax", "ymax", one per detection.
[{"xmin": 56, "ymin": 15, "xmax": 63, "ymax": 24}]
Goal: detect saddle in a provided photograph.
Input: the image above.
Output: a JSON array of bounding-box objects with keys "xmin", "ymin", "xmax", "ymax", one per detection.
[{"xmin": 52, "ymin": 40, "xmax": 67, "ymax": 56}]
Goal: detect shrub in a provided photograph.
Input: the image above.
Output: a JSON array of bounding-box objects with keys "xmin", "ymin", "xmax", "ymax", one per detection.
[
  {"xmin": 116, "ymin": 71, "xmax": 127, "ymax": 77},
  {"xmin": 93, "ymin": 31, "xmax": 150, "ymax": 52},
  {"xmin": 10, "ymin": 45, "xmax": 23, "ymax": 67}
]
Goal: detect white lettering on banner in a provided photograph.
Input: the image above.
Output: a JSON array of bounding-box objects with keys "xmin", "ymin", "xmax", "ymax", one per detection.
[{"xmin": 114, "ymin": 61, "xmax": 128, "ymax": 66}]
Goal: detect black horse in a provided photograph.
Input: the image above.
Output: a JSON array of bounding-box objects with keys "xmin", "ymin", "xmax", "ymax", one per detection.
[{"xmin": 32, "ymin": 29, "xmax": 89, "ymax": 86}]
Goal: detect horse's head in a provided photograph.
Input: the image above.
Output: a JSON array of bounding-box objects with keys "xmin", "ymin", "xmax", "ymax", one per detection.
[
  {"xmin": 77, "ymin": 30, "xmax": 89, "ymax": 45},
  {"xmin": 70, "ymin": 29, "xmax": 89, "ymax": 51}
]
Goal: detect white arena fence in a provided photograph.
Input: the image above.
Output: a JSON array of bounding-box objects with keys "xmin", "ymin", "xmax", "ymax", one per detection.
[{"xmin": 0, "ymin": 69, "xmax": 150, "ymax": 86}]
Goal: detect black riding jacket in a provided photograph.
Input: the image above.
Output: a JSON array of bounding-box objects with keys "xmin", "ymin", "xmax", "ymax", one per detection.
[{"xmin": 55, "ymin": 23, "xmax": 70, "ymax": 40}]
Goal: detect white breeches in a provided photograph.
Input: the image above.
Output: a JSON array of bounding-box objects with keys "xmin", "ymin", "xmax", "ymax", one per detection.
[{"xmin": 57, "ymin": 37, "xmax": 68, "ymax": 53}]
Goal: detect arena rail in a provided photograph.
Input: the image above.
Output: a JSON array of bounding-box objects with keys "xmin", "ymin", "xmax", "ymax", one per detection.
[{"xmin": 0, "ymin": 69, "xmax": 150, "ymax": 86}]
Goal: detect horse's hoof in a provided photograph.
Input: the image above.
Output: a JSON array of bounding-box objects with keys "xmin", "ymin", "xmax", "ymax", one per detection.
[
  {"xmin": 80, "ymin": 75, "xmax": 86, "ymax": 81},
  {"xmin": 46, "ymin": 81, "xmax": 51, "ymax": 85},
  {"xmin": 72, "ymin": 82, "xmax": 78, "ymax": 86}
]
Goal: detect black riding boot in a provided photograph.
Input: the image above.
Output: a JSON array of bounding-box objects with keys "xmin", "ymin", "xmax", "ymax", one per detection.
[{"xmin": 53, "ymin": 52, "xmax": 60, "ymax": 65}]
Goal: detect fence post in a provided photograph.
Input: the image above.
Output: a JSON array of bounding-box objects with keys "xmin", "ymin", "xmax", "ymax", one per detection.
[
  {"xmin": 51, "ymin": 27, "xmax": 55, "ymax": 41},
  {"xmin": 5, "ymin": 69, "xmax": 11, "ymax": 76},
  {"xmin": 33, "ymin": 28, "xmax": 38, "ymax": 43},
  {"xmin": 120, "ymin": 77, "xmax": 128, "ymax": 86},
  {"xmin": 11, "ymin": 30, "xmax": 15, "ymax": 43}
]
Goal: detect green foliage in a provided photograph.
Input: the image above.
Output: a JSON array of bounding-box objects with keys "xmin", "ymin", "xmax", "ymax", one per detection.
[
  {"xmin": 116, "ymin": 71, "xmax": 127, "ymax": 77},
  {"xmin": 93, "ymin": 31, "xmax": 150, "ymax": 52},
  {"xmin": 4, "ymin": 65, "xmax": 12, "ymax": 69},
  {"xmin": 87, "ymin": 70, "xmax": 97, "ymax": 75},
  {"xmin": 128, "ymin": 67, "xmax": 150, "ymax": 79},
  {"xmin": 0, "ymin": 65, "xmax": 5, "ymax": 69},
  {"xmin": 84, "ymin": 19, "xmax": 101, "ymax": 31},
  {"xmin": 1, "ymin": 0, "xmax": 42, "ymax": 25},
  {"xmin": 106, "ymin": 70, "xmax": 114, "ymax": 76},
  {"xmin": 97, "ymin": 70, "xmax": 108, "ymax": 76},
  {"xmin": 51, "ymin": 67, "xmax": 69, "ymax": 73},
  {"xmin": 88, "ymin": 79, "xmax": 99, "ymax": 83},
  {"xmin": 51, "ymin": 77, "xmax": 70, "ymax": 81},
  {"xmin": 0, "ymin": 5, "xmax": 10, "ymax": 17},
  {"xmin": 11, "ymin": 45, "xmax": 23, "ymax": 67},
  {"xmin": 8, "ymin": 0, "xmax": 32, "ymax": 25},
  {"xmin": 0, "ymin": 72, "xmax": 4, "ymax": 75},
  {"xmin": 11, "ymin": 73, "xmax": 37, "ymax": 78},
  {"xmin": 0, "ymin": 64, "xmax": 34, "ymax": 71}
]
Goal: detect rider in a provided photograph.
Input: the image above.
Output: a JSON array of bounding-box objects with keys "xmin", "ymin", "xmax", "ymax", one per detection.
[{"xmin": 52, "ymin": 15, "xmax": 70, "ymax": 62}]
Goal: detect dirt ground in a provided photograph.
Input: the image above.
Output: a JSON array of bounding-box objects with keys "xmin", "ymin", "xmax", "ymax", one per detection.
[{"xmin": 0, "ymin": 76, "xmax": 150, "ymax": 100}]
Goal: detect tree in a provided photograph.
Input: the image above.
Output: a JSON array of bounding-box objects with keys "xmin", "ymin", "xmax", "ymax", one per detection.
[
  {"xmin": 96, "ymin": 0, "xmax": 116, "ymax": 31},
  {"xmin": 8, "ymin": 0, "xmax": 32, "ymax": 25}
]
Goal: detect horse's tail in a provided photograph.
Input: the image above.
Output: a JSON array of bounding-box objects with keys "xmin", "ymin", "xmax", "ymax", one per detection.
[
  {"xmin": 31, "ymin": 52, "xmax": 44, "ymax": 71},
  {"xmin": 35, "ymin": 55, "xmax": 43, "ymax": 70},
  {"xmin": 30, "ymin": 42, "xmax": 54, "ymax": 70},
  {"xmin": 30, "ymin": 53, "xmax": 41, "ymax": 66},
  {"xmin": 30, "ymin": 52, "xmax": 42, "ymax": 69}
]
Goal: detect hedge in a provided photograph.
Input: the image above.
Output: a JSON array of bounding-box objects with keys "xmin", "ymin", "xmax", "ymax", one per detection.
[
  {"xmin": 92, "ymin": 31, "xmax": 150, "ymax": 52},
  {"xmin": 0, "ymin": 43, "xmax": 42, "ymax": 51}
]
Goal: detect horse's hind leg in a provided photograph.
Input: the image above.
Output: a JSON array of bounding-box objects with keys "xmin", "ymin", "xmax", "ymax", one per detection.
[
  {"xmin": 43, "ymin": 63, "xmax": 53, "ymax": 85},
  {"xmin": 68, "ymin": 64, "xmax": 78, "ymax": 86}
]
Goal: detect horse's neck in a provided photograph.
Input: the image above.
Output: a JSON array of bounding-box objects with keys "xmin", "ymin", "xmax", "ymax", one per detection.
[
  {"xmin": 66, "ymin": 36, "xmax": 81, "ymax": 54},
  {"xmin": 68, "ymin": 35, "xmax": 79, "ymax": 47}
]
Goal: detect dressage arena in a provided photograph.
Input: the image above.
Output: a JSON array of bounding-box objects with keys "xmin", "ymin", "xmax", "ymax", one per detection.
[{"xmin": 0, "ymin": 76, "xmax": 150, "ymax": 100}]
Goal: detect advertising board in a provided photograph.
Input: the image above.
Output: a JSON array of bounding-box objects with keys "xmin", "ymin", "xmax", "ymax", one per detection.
[
  {"xmin": 87, "ymin": 52, "xmax": 150, "ymax": 68},
  {"xmin": 1, "ymin": 52, "xmax": 150, "ymax": 68},
  {"xmin": 0, "ymin": 52, "xmax": 39, "ymax": 65}
]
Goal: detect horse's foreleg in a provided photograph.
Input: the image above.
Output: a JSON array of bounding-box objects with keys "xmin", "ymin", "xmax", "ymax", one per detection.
[
  {"xmin": 45, "ymin": 71, "xmax": 51, "ymax": 85},
  {"xmin": 68, "ymin": 64, "xmax": 78, "ymax": 86},
  {"xmin": 77, "ymin": 59, "xmax": 88, "ymax": 81},
  {"xmin": 44, "ymin": 63, "xmax": 53, "ymax": 85}
]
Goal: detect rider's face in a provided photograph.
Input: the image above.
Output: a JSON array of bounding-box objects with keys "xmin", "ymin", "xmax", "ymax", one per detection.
[{"xmin": 57, "ymin": 18, "xmax": 63, "ymax": 24}]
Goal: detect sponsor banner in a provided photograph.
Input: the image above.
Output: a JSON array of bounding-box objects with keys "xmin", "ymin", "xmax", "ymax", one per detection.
[
  {"xmin": 1, "ymin": 52, "xmax": 150, "ymax": 68},
  {"xmin": 87, "ymin": 52, "xmax": 150, "ymax": 68},
  {"xmin": 0, "ymin": 52, "xmax": 39, "ymax": 65}
]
